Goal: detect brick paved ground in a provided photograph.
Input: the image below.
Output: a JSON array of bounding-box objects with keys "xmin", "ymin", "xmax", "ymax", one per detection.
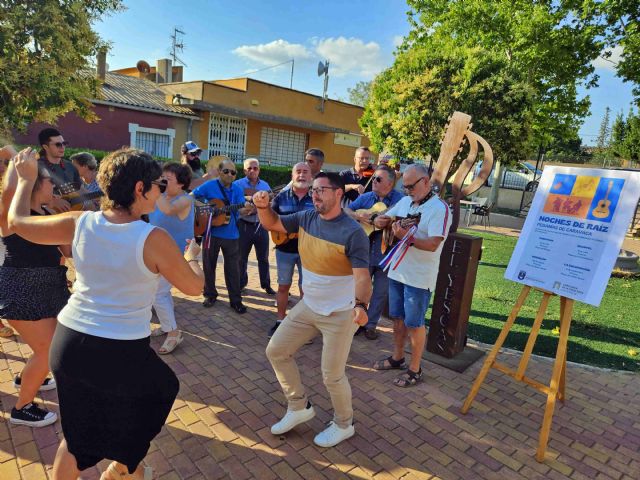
[{"xmin": 1, "ymin": 249, "xmax": 639, "ymax": 479}]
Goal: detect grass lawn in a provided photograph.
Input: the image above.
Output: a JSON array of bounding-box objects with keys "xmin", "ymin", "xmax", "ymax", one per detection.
[{"xmin": 440, "ymin": 229, "xmax": 640, "ymax": 372}]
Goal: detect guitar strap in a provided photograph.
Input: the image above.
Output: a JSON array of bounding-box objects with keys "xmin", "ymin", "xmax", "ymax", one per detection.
[{"xmin": 217, "ymin": 180, "xmax": 239, "ymax": 222}]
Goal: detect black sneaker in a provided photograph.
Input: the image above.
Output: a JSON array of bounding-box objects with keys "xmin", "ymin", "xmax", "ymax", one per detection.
[
  {"xmin": 202, "ymin": 297, "xmax": 217, "ymax": 308},
  {"xmin": 264, "ymin": 286, "xmax": 276, "ymax": 295},
  {"xmin": 230, "ymin": 302, "xmax": 247, "ymax": 314},
  {"xmin": 364, "ymin": 328, "xmax": 379, "ymax": 340},
  {"xmin": 268, "ymin": 321, "xmax": 281, "ymax": 338},
  {"xmin": 10, "ymin": 402, "xmax": 57, "ymax": 427},
  {"xmin": 14, "ymin": 375, "xmax": 57, "ymax": 391},
  {"xmin": 354, "ymin": 326, "xmax": 366, "ymax": 336}
]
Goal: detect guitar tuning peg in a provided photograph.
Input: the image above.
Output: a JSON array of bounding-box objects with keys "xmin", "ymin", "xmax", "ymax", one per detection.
[
  {"xmin": 447, "ymin": 114, "xmax": 452, "ymax": 121},
  {"xmin": 469, "ymin": 122, "xmax": 473, "ymax": 130},
  {"xmin": 458, "ymin": 146, "xmax": 464, "ymax": 153}
]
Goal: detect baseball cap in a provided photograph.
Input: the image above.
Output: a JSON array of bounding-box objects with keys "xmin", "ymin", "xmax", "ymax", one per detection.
[{"xmin": 182, "ymin": 141, "xmax": 202, "ymax": 154}]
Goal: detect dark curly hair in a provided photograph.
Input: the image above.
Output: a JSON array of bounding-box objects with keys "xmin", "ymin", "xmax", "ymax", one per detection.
[
  {"xmin": 97, "ymin": 148, "xmax": 162, "ymax": 212},
  {"xmin": 162, "ymin": 162, "xmax": 192, "ymax": 191}
]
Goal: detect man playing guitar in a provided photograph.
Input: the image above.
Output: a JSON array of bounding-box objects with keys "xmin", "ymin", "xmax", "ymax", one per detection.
[
  {"xmin": 191, "ymin": 158, "xmax": 252, "ymax": 314},
  {"xmin": 344, "ymin": 165, "xmax": 403, "ymax": 340},
  {"xmin": 268, "ymin": 162, "xmax": 314, "ymax": 337},
  {"xmin": 372, "ymin": 164, "xmax": 451, "ymax": 388},
  {"xmin": 36, "ymin": 128, "xmax": 83, "ymax": 213}
]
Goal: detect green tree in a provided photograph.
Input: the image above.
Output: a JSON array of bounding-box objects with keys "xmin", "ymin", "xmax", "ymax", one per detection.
[
  {"xmin": 595, "ymin": 106, "xmax": 612, "ymax": 165},
  {"xmin": 0, "ymin": 1, "xmax": 124, "ymax": 135},
  {"xmin": 347, "ymin": 81, "xmax": 372, "ymax": 107},
  {"xmin": 404, "ymin": 0, "xmax": 604, "ymax": 149},
  {"xmin": 602, "ymin": 0, "xmax": 640, "ymax": 102},
  {"xmin": 360, "ymin": 44, "xmax": 534, "ymax": 191}
]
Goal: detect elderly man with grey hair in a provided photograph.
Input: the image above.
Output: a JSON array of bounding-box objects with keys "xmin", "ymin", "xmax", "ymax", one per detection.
[
  {"xmin": 233, "ymin": 158, "xmax": 275, "ymax": 295},
  {"xmin": 372, "ymin": 164, "xmax": 451, "ymax": 387}
]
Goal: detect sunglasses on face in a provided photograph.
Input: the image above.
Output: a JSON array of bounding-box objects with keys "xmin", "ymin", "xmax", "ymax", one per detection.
[
  {"xmin": 152, "ymin": 179, "xmax": 168, "ymax": 193},
  {"xmin": 221, "ymin": 169, "xmax": 237, "ymax": 176},
  {"xmin": 372, "ymin": 176, "xmax": 384, "ymax": 183},
  {"xmin": 403, "ymin": 177, "xmax": 426, "ymax": 191},
  {"xmin": 50, "ymin": 141, "xmax": 68, "ymax": 148}
]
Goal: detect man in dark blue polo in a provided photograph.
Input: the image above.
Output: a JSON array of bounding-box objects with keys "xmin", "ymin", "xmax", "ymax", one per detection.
[
  {"xmin": 192, "ymin": 158, "xmax": 252, "ymax": 314},
  {"xmin": 234, "ymin": 158, "xmax": 275, "ymax": 295},
  {"xmin": 345, "ymin": 165, "xmax": 403, "ymax": 339}
]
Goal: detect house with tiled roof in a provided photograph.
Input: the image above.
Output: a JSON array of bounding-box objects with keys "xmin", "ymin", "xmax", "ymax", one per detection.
[{"xmin": 14, "ymin": 56, "xmax": 369, "ymax": 167}]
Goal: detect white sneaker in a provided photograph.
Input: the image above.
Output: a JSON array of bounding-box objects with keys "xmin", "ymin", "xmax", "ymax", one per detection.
[
  {"xmin": 271, "ymin": 404, "xmax": 316, "ymax": 435},
  {"xmin": 313, "ymin": 422, "xmax": 355, "ymax": 447}
]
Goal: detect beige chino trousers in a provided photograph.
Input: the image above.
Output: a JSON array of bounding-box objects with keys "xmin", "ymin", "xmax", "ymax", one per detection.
[{"xmin": 266, "ymin": 300, "xmax": 359, "ymax": 428}]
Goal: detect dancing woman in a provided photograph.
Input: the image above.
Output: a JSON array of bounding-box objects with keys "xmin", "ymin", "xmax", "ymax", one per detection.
[
  {"xmin": 8, "ymin": 147, "xmax": 204, "ymax": 480},
  {"xmin": 0, "ymin": 163, "xmax": 70, "ymax": 427}
]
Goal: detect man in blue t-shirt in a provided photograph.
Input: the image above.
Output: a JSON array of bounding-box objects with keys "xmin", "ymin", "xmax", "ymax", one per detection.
[
  {"xmin": 192, "ymin": 158, "xmax": 252, "ymax": 314},
  {"xmin": 345, "ymin": 165, "xmax": 403, "ymax": 339}
]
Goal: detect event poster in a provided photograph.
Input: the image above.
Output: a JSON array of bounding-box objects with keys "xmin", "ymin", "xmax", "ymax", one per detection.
[{"xmin": 505, "ymin": 167, "xmax": 640, "ymax": 306}]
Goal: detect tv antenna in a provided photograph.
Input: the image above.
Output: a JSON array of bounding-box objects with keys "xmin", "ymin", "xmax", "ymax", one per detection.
[
  {"xmin": 317, "ymin": 60, "xmax": 329, "ymax": 112},
  {"xmin": 171, "ymin": 27, "xmax": 187, "ymax": 67}
]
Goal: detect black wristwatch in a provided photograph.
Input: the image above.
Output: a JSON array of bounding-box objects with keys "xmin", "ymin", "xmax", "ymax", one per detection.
[{"xmin": 354, "ymin": 302, "xmax": 368, "ymax": 314}]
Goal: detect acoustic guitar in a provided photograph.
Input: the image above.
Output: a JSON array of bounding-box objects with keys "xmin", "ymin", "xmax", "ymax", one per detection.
[
  {"xmin": 381, "ymin": 214, "xmax": 421, "ymax": 254},
  {"xmin": 354, "ymin": 201, "xmax": 388, "ymax": 236},
  {"xmin": 271, "ymin": 230, "xmax": 298, "ymax": 246},
  {"xmin": 592, "ymin": 180, "xmax": 614, "ymax": 219},
  {"xmin": 194, "ymin": 199, "xmax": 247, "ymax": 236},
  {"xmin": 54, "ymin": 182, "xmax": 104, "ymax": 212}
]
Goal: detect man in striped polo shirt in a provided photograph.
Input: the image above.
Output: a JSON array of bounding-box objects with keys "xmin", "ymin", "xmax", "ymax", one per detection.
[{"xmin": 372, "ymin": 164, "xmax": 451, "ymax": 387}]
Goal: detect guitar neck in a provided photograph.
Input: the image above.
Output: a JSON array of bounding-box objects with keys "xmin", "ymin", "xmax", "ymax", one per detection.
[
  {"xmin": 67, "ymin": 191, "xmax": 103, "ymax": 206},
  {"xmin": 199, "ymin": 203, "xmax": 246, "ymax": 215}
]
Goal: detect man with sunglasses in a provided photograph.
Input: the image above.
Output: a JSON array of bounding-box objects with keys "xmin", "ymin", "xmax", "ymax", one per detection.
[
  {"xmin": 371, "ymin": 164, "xmax": 450, "ymax": 388},
  {"xmin": 37, "ymin": 128, "xmax": 82, "ymax": 213},
  {"xmin": 345, "ymin": 165, "xmax": 403, "ymax": 340},
  {"xmin": 233, "ymin": 158, "xmax": 275, "ymax": 296},
  {"xmin": 191, "ymin": 158, "xmax": 252, "ymax": 314},
  {"xmin": 253, "ymin": 172, "xmax": 372, "ymax": 448}
]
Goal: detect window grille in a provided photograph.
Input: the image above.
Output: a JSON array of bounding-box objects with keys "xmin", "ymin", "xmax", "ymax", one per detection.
[
  {"xmin": 208, "ymin": 113, "xmax": 247, "ymax": 163},
  {"xmin": 259, "ymin": 127, "xmax": 307, "ymax": 167}
]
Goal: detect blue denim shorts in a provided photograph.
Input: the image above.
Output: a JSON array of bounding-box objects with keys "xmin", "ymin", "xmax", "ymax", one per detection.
[
  {"xmin": 276, "ymin": 250, "xmax": 302, "ymax": 286},
  {"xmin": 388, "ymin": 278, "xmax": 431, "ymax": 328}
]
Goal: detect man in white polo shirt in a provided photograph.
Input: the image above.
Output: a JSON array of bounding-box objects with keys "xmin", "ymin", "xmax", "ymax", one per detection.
[{"xmin": 372, "ymin": 164, "xmax": 450, "ymax": 387}]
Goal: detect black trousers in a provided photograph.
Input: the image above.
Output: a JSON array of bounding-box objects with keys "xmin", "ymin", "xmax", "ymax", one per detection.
[
  {"xmin": 238, "ymin": 220, "xmax": 271, "ymax": 290},
  {"xmin": 202, "ymin": 236, "xmax": 243, "ymax": 304}
]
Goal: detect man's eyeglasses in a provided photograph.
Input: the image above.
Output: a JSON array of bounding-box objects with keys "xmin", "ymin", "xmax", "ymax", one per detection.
[
  {"xmin": 221, "ymin": 169, "xmax": 237, "ymax": 176},
  {"xmin": 50, "ymin": 141, "xmax": 68, "ymax": 148},
  {"xmin": 246, "ymin": 166, "xmax": 259, "ymax": 171},
  {"xmin": 310, "ymin": 186, "xmax": 338, "ymax": 195},
  {"xmin": 152, "ymin": 179, "xmax": 168, "ymax": 193},
  {"xmin": 372, "ymin": 176, "xmax": 384, "ymax": 183},
  {"xmin": 403, "ymin": 177, "xmax": 427, "ymax": 192}
]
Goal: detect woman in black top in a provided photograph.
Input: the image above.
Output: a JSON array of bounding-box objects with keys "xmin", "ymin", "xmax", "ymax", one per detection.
[{"xmin": 0, "ymin": 164, "xmax": 70, "ymax": 427}]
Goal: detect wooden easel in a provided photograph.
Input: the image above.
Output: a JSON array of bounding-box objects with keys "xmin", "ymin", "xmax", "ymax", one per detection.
[{"xmin": 460, "ymin": 285, "xmax": 574, "ymax": 461}]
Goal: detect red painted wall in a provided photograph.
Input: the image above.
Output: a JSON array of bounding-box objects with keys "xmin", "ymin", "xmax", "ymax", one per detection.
[{"xmin": 13, "ymin": 104, "xmax": 178, "ymax": 152}]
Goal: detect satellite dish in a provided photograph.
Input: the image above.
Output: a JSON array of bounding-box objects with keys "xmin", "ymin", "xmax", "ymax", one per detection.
[
  {"xmin": 317, "ymin": 61, "xmax": 329, "ymax": 77},
  {"xmin": 136, "ymin": 60, "xmax": 151, "ymax": 73}
]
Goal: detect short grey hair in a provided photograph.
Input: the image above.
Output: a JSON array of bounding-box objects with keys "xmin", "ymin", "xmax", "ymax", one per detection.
[
  {"xmin": 70, "ymin": 152, "xmax": 98, "ymax": 171},
  {"xmin": 405, "ymin": 163, "xmax": 429, "ymax": 177},
  {"xmin": 243, "ymin": 157, "xmax": 259, "ymax": 169}
]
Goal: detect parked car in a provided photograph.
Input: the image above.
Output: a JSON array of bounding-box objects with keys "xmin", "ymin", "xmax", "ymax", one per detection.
[{"xmin": 479, "ymin": 161, "xmax": 542, "ymax": 190}]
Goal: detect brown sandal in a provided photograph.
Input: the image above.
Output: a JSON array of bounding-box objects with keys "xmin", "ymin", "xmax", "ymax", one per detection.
[{"xmin": 373, "ymin": 356, "xmax": 406, "ymax": 370}]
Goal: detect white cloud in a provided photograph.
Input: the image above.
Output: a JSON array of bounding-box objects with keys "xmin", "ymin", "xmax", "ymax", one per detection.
[
  {"xmin": 392, "ymin": 35, "xmax": 404, "ymax": 48},
  {"xmin": 314, "ymin": 37, "xmax": 384, "ymax": 78},
  {"xmin": 593, "ymin": 45, "xmax": 623, "ymax": 71},
  {"xmin": 233, "ymin": 39, "xmax": 312, "ymax": 66}
]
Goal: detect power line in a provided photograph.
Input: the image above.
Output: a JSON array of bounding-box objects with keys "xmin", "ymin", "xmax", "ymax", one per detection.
[{"xmin": 223, "ymin": 59, "xmax": 294, "ymax": 82}]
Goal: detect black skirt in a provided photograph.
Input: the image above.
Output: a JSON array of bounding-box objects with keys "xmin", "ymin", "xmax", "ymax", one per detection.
[
  {"xmin": 0, "ymin": 265, "xmax": 70, "ymax": 320},
  {"xmin": 49, "ymin": 323, "xmax": 179, "ymax": 473}
]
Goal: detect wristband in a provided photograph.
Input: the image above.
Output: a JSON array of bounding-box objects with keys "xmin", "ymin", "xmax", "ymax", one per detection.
[
  {"xmin": 354, "ymin": 302, "xmax": 368, "ymax": 314},
  {"xmin": 255, "ymin": 205, "xmax": 269, "ymax": 209}
]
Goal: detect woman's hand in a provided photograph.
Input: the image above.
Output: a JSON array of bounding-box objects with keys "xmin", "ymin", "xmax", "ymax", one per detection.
[
  {"xmin": 13, "ymin": 148, "xmax": 39, "ymax": 182},
  {"xmin": 184, "ymin": 238, "xmax": 201, "ymax": 262}
]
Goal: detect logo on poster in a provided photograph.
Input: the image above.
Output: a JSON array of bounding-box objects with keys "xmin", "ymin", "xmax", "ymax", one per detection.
[{"xmin": 518, "ymin": 271, "xmax": 527, "ymax": 280}]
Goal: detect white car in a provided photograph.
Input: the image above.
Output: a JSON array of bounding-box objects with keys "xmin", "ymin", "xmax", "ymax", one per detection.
[{"xmin": 483, "ymin": 162, "xmax": 542, "ymax": 190}]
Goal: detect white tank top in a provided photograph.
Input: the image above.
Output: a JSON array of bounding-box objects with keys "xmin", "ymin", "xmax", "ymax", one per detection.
[{"xmin": 58, "ymin": 211, "xmax": 160, "ymax": 340}]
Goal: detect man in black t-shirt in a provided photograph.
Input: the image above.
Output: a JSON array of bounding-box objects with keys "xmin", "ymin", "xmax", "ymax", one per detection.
[
  {"xmin": 339, "ymin": 146, "xmax": 374, "ymax": 206},
  {"xmin": 37, "ymin": 128, "xmax": 82, "ymax": 212}
]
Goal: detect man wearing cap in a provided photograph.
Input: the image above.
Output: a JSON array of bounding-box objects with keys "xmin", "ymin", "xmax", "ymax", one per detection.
[{"xmin": 181, "ymin": 141, "xmax": 208, "ymax": 190}]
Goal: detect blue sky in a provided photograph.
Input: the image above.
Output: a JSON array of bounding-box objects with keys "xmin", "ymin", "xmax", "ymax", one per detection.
[{"xmin": 94, "ymin": 0, "xmax": 635, "ymax": 146}]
